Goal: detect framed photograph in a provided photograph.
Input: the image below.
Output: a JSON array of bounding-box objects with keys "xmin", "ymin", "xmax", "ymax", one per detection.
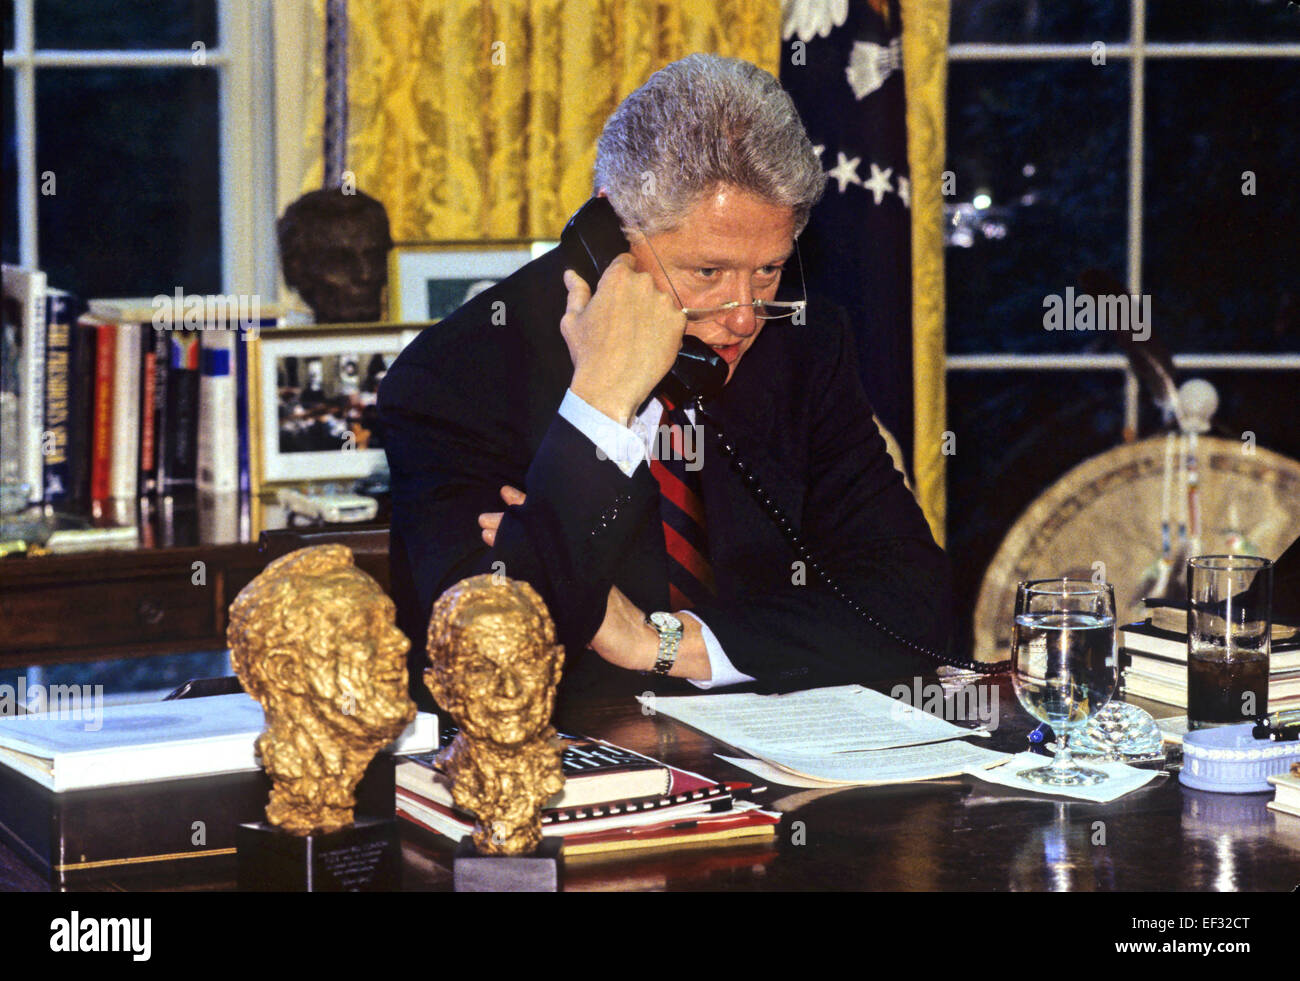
[
  {"xmin": 247, "ymin": 323, "xmax": 420, "ymax": 529},
  {"xmin": 388, "ymin": 240, "xmax": 556, "ymax": 322}
]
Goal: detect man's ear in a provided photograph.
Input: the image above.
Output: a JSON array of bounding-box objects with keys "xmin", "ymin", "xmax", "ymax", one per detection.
[
  {"xmin": 423, "ymin": 666, "xmax": 457, "ymax": 714},
  {"xmin": 262, "ymin": 649, "xmax": 308, "ymax": 697}
]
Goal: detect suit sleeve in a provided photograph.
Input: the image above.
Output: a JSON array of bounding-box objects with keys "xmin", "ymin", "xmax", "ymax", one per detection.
[
  {"xmin": 684, "ymin": 318, "xmax": 954, "ymax": 690},
  {"xmin": 379, "ymin": 346, "xmax": 659, "ymax": 661}
]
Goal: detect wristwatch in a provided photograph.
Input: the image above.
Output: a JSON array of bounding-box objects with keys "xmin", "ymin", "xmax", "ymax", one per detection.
[{"xmin": 646, "ymin": 611, "xmax": 684, "ymax": 676}]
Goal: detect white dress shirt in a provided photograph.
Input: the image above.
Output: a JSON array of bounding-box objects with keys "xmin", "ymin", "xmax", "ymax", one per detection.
[{"xmin": 557, "ymin": 388, "xmax": 756, "ymax": 689}]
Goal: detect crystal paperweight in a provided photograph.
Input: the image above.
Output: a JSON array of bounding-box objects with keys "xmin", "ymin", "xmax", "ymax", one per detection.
[{"xmin": 1071, "ymin": 701, "xmax": 1165, "ymax": 763}]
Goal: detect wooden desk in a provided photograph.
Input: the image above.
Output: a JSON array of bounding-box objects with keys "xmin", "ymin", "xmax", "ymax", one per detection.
[
  {"xmin": 4, "ymin": 678, "xmax": 1299, "ymax": 892},
  {"xmin": 0, "ymin": 518, "xmax": 389, "ymax": 671}
]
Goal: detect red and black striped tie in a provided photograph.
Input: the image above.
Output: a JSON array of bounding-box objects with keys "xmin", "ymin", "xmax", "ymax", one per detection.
[{"xmin": 649, "ymin": 397, "xmax": 716, "ymax": 610}]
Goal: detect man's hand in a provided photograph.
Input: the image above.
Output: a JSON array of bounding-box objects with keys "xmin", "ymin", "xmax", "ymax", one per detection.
[
  {"xmin": 589, "ymin": 585, "xmax": 711, "ymax": 680},
  {"xmin": 476, "ymin": 485, "xmax": 710, "ymax": 680},
  {"xmin": 561, "ymin": 260, "xmax": 685, "ymax": 425},
  {"xmin": 477, "ymin": 484, "xmax": 525, "ymax": 547}
]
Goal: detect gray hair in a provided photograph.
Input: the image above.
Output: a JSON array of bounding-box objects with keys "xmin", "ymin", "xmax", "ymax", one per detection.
[{"xmin": 592, "ymin": 54, "xmax": 825, "ymax": 236}]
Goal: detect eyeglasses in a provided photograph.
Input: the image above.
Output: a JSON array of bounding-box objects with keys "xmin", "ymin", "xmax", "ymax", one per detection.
[{"xmin": 638, "ymin": 231, "xmax": 808, "ymax": 322}]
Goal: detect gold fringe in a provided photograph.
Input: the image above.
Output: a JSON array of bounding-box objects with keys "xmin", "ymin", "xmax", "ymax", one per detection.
[{"xmin": 900, "ymin": 0, "xmax": 949, "ymax": 545}]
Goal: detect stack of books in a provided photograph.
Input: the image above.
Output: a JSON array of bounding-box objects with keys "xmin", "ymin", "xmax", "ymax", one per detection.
[
  {"xmin": 1267, "ymin": 766, "xmax": 1300, "ymax": 820},
  {"xmin": 1121, "ymin": 603, "xmax": 1300, "ymax": 712},
  {"xmin": 0, "ymin": 691, "xmax": 437, "ymax": 885},
  {"xmin": 1, "ymin": 266, "xmax": 281, "ymax": 550},
  {"xmin": 396, "ymin": 735, "xmax": 780, "ymax": 857}
]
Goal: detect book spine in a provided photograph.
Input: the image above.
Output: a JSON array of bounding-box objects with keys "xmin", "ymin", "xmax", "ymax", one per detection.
[
  {"xmin": 152, "ymin": 328, "xmax": 170, "ymax": 494},
  {"xmin": 40, "ymin": 292, "xmax": 75, "ymax": 506},
  {"xmin": 108, "ymin": 322, "xmax": 141, "ymax": 503},
  {"xmin": 138, "ymin": 326, "xmax": 157, "ymax": 497},
  {"xmin": 89, "ymin": 322, "xmax": 116, "ymax": 511},
  {"xmin": 234, "ymin": 331, "xmax": 251, "ymax": 541},
  {"xmin": 65, "ymin": 318, "xmax": 98, "ymax": 514},
  {"xmin": 163, "ymin": 335, "xmax": 199, "ymax": 491},
  {"xmin": 17, "ymin": 270, "xmax": 48, "ymax": 504},
  {"xmin": 197, "ymin": 331, "xmax": 237, "ymax": 493}
]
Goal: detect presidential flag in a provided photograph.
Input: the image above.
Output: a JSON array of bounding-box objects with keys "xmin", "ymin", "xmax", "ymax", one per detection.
[{"xmin": 781, "ymin": 0, "xmax": 914, "ymax": 464}]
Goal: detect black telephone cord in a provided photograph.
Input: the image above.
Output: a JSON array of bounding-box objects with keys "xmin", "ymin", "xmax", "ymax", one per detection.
[{"xmin": 695, "ymin": 402, "xmax": 1011, "ymax": 676}]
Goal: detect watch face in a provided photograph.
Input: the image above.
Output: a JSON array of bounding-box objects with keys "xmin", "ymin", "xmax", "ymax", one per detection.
[{"xmin": 649, "ymin": 611, "xmax": 683, "ymax": 633}]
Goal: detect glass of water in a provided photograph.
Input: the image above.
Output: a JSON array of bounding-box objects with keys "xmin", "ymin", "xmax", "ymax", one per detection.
[{"xmin": 1012, "ymin": 579, "xmax": 1119, "ymax": 786}]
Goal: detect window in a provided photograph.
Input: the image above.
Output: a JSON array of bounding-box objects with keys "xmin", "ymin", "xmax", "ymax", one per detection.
[
  {"xmin": 944, "ymin": 0, "xmax": 1300, "ymax": 654},
  {"xmin": 1, "ymin": 0, "xmax": 276, "ymax": 702},
  {"xmin": 2, "ymin": 0, "xmax": 276, "ymax": 298}
]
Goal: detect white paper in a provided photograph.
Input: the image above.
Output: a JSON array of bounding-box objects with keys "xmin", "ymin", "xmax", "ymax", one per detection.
[
  {"xmin": 640, "ymin": 684, "xmax": 987, "ymax": 760},
  {"xmin": 717, "ymin": 756, "xmax": 850, "ymax": 789},
  {"xmin": 718, "ymin": 738, "xmax": 1010, "ymax": 787},
  {"xmin": 965, "ymin": 752, "xmax": 1161, "ymax": 802}
]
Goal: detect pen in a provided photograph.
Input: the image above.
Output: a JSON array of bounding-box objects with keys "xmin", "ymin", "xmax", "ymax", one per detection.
[{"xmin": 1251, "ymin": 708, "xmax": 1300, "ymax": 742}]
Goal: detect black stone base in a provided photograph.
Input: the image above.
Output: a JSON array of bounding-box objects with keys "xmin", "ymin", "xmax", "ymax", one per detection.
[
  {"xmin": 453, "ymin": 836, "xmax": 563, "ymax": 892},
  {"xmin": 236, "ymin": 816, "xmax": 401, "ymax": 892}
]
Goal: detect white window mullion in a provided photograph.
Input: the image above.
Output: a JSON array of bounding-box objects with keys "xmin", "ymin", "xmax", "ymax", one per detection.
[
  {"xmin": 218, "ymin": 0, "xmax": 272, "ymax": 295},
  {"xmin": 13, "ymin": 0, "xmax": 38, "ymax": 267},
  {"xmin": 1125, "ymin": 0, "xmax": 1148, "ymax": 437},
  {"xmin": 951, "ymin": 42, "xmax": 1300, "ymax": 62},
  {"xmin": 948, "ymin": 43, "xmax": 1136, "ymax": 61},
  {"xmin": 946, "ymin": 354, "xmax": 1300, "ymax": 371},
  {"xmin": 27, "ymin": 50, "xmax": 227, "ymax": 68}
]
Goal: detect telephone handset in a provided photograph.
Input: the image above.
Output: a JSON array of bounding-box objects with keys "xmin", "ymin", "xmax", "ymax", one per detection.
[
  {"xmin": 559, "ymin": 196, "xmax": 1008, "ymax": 676},
  {"xmin": 560, "ymin": 196, "xmax": 728, "ymax": 407}
]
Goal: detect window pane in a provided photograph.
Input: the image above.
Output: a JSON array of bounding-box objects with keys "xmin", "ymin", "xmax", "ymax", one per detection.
[
  {"xmin": 1147, "ymin": 0, "xmax": 1300, "ymax": 42},
  {"xmin": 951, "ymin": 0, "xmax": 1130, "ymax": 43},
  {"xmin": 36, "ymin": 68, "xmax": 221, "ymax": 297},
  {"xmin": 946, "ymin": 62, "xmax": 1127, "ymax": 354},
  {"xmin": 34, "ymin": 0, "xmax": 217, "ymax": 50},
  {"xmin": 946, "ymin": 370, "xmax": 1126, "ymax": 658},
  {"xmin": 1144, "ymin": 59, "xmax": 1300, "ymax": 353},
  {"xmin": 3, "ymin": 0, "xmax": 13, "ymax": 51},
  {"xmin": 2, "ymin": 69, "xmax": 16, "ymax": 265}
]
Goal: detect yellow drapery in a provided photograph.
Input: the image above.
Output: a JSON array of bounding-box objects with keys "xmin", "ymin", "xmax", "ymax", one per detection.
[
  {"xmin": 291, "ymin": 0, "xmax": 947, "ymax": 539},
  {"xmin": 298, "ymin": 0, "xmax": 781, "ymax": 241},
  {"xmin": 900, "ymin": 0, "xmax": 949, "ymax": 545}
]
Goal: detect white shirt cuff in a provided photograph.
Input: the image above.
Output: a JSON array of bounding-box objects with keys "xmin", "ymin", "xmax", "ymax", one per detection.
[
  {"xmin": 558, "ymin": 389, "xmax": 645, "ymax": 477},
  {"xmin": 678, "ymin": 611, "xmax": 756, "ymax": 689}
]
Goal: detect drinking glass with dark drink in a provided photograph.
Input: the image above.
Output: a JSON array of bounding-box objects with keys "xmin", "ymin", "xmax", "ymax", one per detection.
[{"xmin": 1187, "ymin": 555, "xmax": 1272, "ymax": 730}]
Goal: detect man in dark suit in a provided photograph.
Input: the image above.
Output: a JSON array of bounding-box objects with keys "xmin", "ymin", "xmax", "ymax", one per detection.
[{"xmin": 379, "ymin": 55, "xmax": 952, "ymax": 708}]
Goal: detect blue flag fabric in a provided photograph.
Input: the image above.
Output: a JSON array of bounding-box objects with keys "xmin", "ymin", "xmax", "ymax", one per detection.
[{"xmin": 780, "ymin": 0, "xmax": 914, "ymax": 467}]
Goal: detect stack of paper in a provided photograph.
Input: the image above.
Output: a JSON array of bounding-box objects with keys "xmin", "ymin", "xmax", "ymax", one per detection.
[{"xmin": 641, "ymin": 685, "xmax": 1159, "ymax": 803}]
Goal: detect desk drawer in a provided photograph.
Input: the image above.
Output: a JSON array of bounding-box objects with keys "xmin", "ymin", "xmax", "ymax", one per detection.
[{"xmin": 1, "ymin": 572, "xmax": 218, "ymax": 656}]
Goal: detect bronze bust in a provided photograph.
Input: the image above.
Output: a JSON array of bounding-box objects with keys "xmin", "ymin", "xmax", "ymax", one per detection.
[
  {"xmin": 425, "ymin": 574, "xmax": 566, "ymax": 855},
  {"xmin": 277, "ymin": 188, "xmax": 393, "ymax": 323},
  {"xmin": 228, "ymin": 544, "xmax": 416, "ymax": 835}
]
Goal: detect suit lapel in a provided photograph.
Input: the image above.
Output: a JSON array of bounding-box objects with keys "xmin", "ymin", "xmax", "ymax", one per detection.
[{"xmin": 696, "ymin": 328, "xmax": 802, "ymax": 597}]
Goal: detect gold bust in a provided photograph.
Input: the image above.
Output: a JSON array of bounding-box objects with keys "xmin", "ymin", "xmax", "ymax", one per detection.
[
  {"xmin": 228, "ymin": 545, "xmax": 416, "ymax": 835},
  {"xmin": 425, "ymin": 574, "xmax": 565, "ymax": 855}
]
